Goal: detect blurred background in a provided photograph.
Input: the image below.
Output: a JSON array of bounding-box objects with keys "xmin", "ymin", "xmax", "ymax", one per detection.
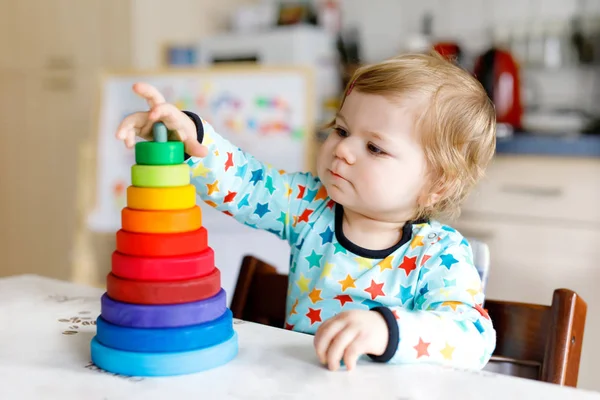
[{"xmin": 1, "ymin": 0, "xmax": 599, "ymax": 391}]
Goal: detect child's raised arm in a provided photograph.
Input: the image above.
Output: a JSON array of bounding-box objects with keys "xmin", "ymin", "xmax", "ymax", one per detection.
[{"xmin": 185, "ymin": 112, "xmax": 320, "ymax": 245}]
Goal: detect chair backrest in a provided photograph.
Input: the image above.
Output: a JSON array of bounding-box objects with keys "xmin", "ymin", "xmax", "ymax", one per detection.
[
  {"xmin": 231, "ymin": 255, "xmax": 587, "ymax": 387},
  {"xmin": 467, "ymin": 237, "xmax": 490, "ymax": 293}
]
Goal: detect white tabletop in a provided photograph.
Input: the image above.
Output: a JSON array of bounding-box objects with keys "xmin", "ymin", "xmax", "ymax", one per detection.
[{"xmin": 0, "ymin": 274, "xmax": 598, "ymax": 400}]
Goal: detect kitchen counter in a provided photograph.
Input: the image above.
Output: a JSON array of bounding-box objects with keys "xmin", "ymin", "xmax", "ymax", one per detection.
[{"xmin": 496, "ymin": 132, "xmax": 600, "ymax": 157}]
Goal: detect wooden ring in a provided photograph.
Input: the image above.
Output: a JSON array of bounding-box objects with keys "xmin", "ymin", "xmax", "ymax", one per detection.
[
  {"xmin": 100, "ymin": 289, "xmax": 227, "ymax": 328},
  {"xmin": 115, "ymin": 227, "xmax": 208, "ymax": 257},
  {"xmin": 135, "ymin": 141, "xmax": 184, "ymax": 165},
  {"xmin": 90, "ymin": 332, "xmax": 238, "ymax": 376},
  {"xmin": 131, "ymin": 164, "xmax": 190, "ymax": 188},
  {"xmin": 106, "ymin": 268, "xmax": 221, "ymax": 305},
  {"xmin": 121, "ymin": 206, "xmax": 202, "ymax": 233},
  {"xmin": 126, "ymin": 184, "xmax": 196, "ymax": 211},
  {"xmin": 111, "ymin": 248, "xmax": 214, "ymax": 281}
]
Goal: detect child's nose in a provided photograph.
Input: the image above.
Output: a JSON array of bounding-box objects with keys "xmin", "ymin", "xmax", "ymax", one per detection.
[{"xmin": 334, "ymin": 140, "xmax": 356, "ymax": 165}]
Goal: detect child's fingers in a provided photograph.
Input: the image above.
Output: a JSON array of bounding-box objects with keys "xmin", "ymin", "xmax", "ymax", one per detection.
[
  {"xmin": 342, "ymin": 341, "xmax": 363, "ymax": 371},
  {"xmin": 132, "ymin": 82, "xmax": 166, "ymax": 108},
  {"xmin": 313, "ymin": 319, "xmax": 344, "ymax": 365},
  {"xmin": 325, "ymin": 328, "xmax": 358, "ymax": 371},
  {"xmin": 146, "ymin": 103, "xmax": 189, "ymax": 141},
  {"xmin": 115, "ymin": 111, "xmax": 149, "ymax": 148},
  {"xmin": 185, "ymin": 141, "xmax": 210, "ymax": 158}
]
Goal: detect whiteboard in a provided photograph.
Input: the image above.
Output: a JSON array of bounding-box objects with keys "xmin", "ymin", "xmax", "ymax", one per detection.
[{"xmin": 87, "ymin": 67, "xmax": 314, "ymax": 233}]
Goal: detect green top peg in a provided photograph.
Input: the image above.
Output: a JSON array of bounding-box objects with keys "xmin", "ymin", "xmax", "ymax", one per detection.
[{"xmin": 152, "ymin": 122, "xmax": 168, "ymax": 142}]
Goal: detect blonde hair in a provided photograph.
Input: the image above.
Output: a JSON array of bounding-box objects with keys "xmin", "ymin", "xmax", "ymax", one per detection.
[{"xmin": 331, "ymin": 51, "xmax": 496, "ymax": 221}]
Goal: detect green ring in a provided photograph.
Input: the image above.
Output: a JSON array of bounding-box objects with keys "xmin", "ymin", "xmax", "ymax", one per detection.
[
  {"xmin": 135, "ymin": 141, "xmax": 184, "ymax": 165},
  {"xmin": 131, "ymin": 164, "xmax": 190, "ymax": 188}
]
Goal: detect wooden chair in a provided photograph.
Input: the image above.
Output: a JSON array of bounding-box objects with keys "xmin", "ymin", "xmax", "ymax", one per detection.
[{"xmin": 230, "ymin": 255, "xmax": 588, "ymax": 387}]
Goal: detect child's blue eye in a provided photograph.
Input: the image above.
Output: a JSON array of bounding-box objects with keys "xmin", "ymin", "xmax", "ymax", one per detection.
[
  {"xmin": 368, "ymin": 143, "xmax": 384, "ymax": 155},
  {"xmin": 334, "ymin": 127, "xmax": 349, "ymax": 137}
]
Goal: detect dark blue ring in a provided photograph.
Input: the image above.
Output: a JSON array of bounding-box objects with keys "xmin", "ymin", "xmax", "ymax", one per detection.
[{"xmin": 95, "ymin": 309, "xmax": 234, "ymax": 352}]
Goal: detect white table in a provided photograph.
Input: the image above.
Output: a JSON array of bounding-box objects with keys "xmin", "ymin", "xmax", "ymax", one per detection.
[{"xmin": 0, "ymin": 274, "xmax": 598, "ymax": 400}]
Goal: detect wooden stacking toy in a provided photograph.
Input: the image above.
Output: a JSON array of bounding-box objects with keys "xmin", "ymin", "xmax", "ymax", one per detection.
[{"xmin": 90, "ymin": 122, "xmax": 238, "ymax": 377}]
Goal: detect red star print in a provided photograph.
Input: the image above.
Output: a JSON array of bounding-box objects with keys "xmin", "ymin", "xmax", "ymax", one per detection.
[
  {"xmin": 222, "ymin": 211, "xmax": 233, "ymax": 217},
  {"xmin": 306, "ymin": 308, "xmax": 322, "ymax": 325},
  {"xmin": 223, "ymin": 191, "xmax": 237, "ymax": 203},
  {"xmin": 475, "ymin": 304, "xmax": 490, "ymax": 320},
  {"xmin": 224, "ymin": 152, "xmax": 234, "ymax": 171},
  {"xmin": 391, "ymin": 310, "xmax": 400, "ymax": 319},
  {"xmin": 421, "ymin": 255, "xmax": 431, "ymax": 266},
  {"xmin": 326, "ymin": 200, "xmax": 335, "ymax": 209},
  {"xmin": 333, "ymin": 294, "xmax": 353, "ymax": 307},
  {"xmin": 297, "ymin": 185, "xmax": 306, "ymax": 199},
  {"xmin": 364, "ymin": 280, "xmax": 385, "ymax": 300},
  {"xmin": 285, "ymin": 323, "xmax": 295, "ymax": 330},
  {"xmin": 297, "ymin": 208, "xmax": 313, "ymax": 224},
  {"xmin": 399, "ymin": 256, "xmax": 417, "ymax": 276},
  {"xmin": 414, "ymin": 337, "xmax": 430, "ymax": 358}
]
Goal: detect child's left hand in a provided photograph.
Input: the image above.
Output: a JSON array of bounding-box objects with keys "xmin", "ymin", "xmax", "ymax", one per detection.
[{"xmin": 313, "ymin": 310, "xmax": 388, "ymax": 371}]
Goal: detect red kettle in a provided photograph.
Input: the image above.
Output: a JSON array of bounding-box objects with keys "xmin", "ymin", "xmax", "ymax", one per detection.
[{"xmin": 473, "ymin": 47, "xmax": 523, "ymax": 129}]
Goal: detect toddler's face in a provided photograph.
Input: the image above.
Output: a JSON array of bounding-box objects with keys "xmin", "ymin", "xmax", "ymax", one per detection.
[{"xmin": 317, "ymin": 91, "xmax": 430, "ymax": 222}]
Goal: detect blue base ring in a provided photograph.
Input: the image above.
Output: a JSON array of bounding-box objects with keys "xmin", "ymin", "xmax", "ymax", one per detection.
[
  {"xmin": 95, "ymin": 309, "xmax": 234, "ymax": 353},
  {"xmin": 90, "ymin": 331, "xmax": 238, "ymax": 377}
]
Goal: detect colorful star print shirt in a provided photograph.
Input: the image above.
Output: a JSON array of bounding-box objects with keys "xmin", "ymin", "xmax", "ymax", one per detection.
[{"xmin": 183, "ymin": 112, "xmax": 496, "ymax": 369}]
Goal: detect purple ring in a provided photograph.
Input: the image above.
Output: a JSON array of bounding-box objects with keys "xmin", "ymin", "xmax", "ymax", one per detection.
[{"xmin": 100, "ymin": 289, "xmax": 227, "ymax": 328}]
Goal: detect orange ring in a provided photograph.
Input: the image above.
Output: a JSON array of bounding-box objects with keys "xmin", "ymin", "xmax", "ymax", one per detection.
[
  {"xmin": 116, "ymin": 228, "xmax": 208, "ymax": 257},
  {"xmin": 121, "ymin": 206, "xmax": 202, "ymax": 233}
]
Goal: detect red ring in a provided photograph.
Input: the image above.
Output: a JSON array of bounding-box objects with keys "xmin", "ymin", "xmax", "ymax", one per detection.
[
  {"xmin": 115, "ymin": 228, "xmax": 208, "ymax": 257},
  {"xmin": 111, "ymin": 248, "xmax": 215, "ymax": 281},
  {"xmin": 106, "ymin": 268, "xmax": 221, "ymax": 305}
]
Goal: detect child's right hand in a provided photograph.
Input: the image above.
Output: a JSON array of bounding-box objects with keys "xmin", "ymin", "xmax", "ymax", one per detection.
[{"xmin": 115, "ymin": 82, "xmax": 208, "ymax": 158}]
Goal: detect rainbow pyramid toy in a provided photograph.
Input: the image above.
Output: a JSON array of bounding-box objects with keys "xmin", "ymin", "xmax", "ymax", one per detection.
[{"xmin": 90, "ymin": 122, "xmax": 238, "ymax": 377}]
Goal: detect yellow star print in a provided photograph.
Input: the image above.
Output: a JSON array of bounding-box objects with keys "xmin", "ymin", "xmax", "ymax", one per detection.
[
  {"xmin": 203, "ymin": 130, "xmax": 214, "ymax": 145},
  {"xmin": 338, "ymin": 274, "xmax": 356, "ymax": 292},
  {"xmin": 378, "ymin": 255, "xmax": 394, "ymax": 272},
  {"xmin": 206, "ymin": 180, "xmax": 219, "ymax": 195},
  {"xmin": 285, "ymin": 183, "xmax": 292, "ymax": 198},
  {"xmin": 440, "ymin": 342, "xmax": 455, "ymax": 360},
  {"xmin": 354, "ymin": 257, "xmax": 372, "ymax": 271},
  {"xmin": 308, "ymin": 288, "xmax": 323, "ymax": 304},
  {"xmin": 442, "ymin": 301, "xmax": 462, "ymax": 311},
  {"xmin": 296, "ymin": 273, "xmax": 310, "ymax": 294},
  {"xmin": 410, "ymin": 235, "xmax": 424, "ymax": 249},
  {"xmin": 320, "ymin": 262, "xmax": 334, "ymax": 278},
  {"xmin": 192, "ymin": 162, "xmax": 210, "ymax": 178}
]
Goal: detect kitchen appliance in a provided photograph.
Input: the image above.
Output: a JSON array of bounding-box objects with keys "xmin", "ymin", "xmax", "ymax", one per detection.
[
  {"xmin": 473, "ymin": 47, "xmax": 523, "ymax": 129},
  {"xmin": 196, "ymin": 25, "xmax": 341, "ymax": 123}
]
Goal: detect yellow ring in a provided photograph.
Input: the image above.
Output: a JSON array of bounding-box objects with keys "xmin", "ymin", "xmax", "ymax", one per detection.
[
  {"xmin": 127, "ymin": 185, "xmax": 196, "ymax": 210},
  {"xmin": 131, "ymin": 164, "xmax": 190, "ymax": 188}
]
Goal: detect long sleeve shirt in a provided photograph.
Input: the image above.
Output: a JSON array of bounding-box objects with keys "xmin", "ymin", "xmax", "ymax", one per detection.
[{"xmin": 183, "ymin": 112, "xmax": 496, "ymax": 369}]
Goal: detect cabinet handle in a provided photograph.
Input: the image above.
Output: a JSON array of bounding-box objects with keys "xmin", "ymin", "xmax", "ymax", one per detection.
[{"xmin": 500, "ymin": 184, "xmax": 563, "ymax": 198}]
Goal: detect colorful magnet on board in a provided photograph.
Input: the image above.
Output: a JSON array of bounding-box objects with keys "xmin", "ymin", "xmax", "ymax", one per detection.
[
  {"xmin": 90, "ymin": 331, "xmax": 238, "ymax": 377},
  {"xmin": 106, "ymin": 268, "xmax": 221, "ymax": 305},
  {"xmin": 126, "ymin": 184, "xmax": 196, "ymax": 211},
  {"xmin": 111, "ymin": 248, "xmax": 215, "ymax": 281},
  {"xmin": 94, "ymin": 309, "xmax": 234, "ymax": 353},
  {"xmin": 100, "ymin": 289, "xmax": 227, "ymax": 328},
  {"xmin": 131, "ymin": 164, "xmax": 190, "ymax": 188},
  {"xmin": 121, "ymin": 206, "xmax": 202, "ymax": 234},
  {"xmin": 115, "ymin": 227, "xmax": 208, "ymax": 257}
]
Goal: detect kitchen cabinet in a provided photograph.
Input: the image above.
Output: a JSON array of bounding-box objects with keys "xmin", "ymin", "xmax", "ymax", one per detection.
[
  {"xmin": 452, "ymin": 154, "xmax": 600, "ymax": 391},
  {"xmin": 0, "ymin": 0, "xmax": 252, "ymax": 283}
]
